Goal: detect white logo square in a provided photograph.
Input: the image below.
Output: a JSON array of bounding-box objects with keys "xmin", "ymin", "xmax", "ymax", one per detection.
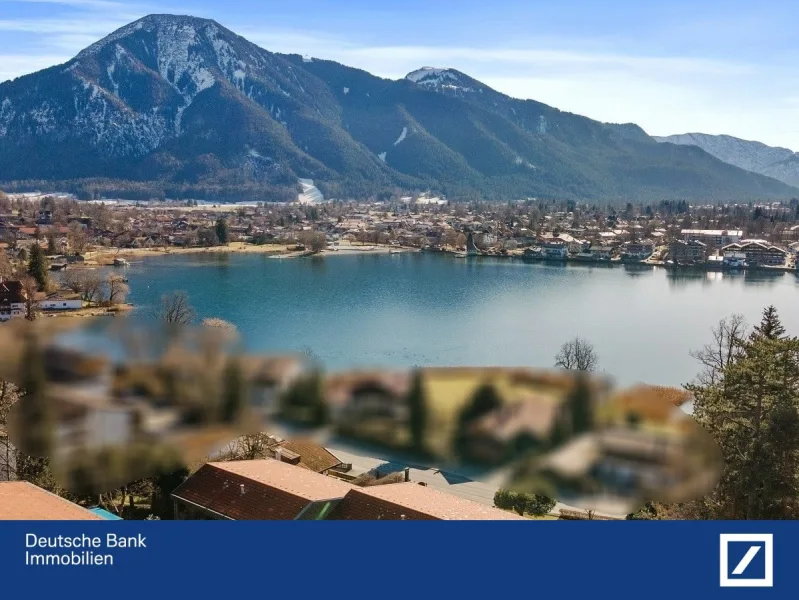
[{"xmin": 719, "ymin": 533, "xmax": 773, "ymax": 587}]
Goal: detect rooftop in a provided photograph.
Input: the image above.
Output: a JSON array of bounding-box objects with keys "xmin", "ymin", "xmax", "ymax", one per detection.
[
  {"xmin": 329, "ymin": 482, "xmax": 526, "ymax": 521},
  {"xmin": 0, "ymin": 481, "xmax": 103, "ymax": 520},
  {"xmin": 681, "ymin": 229, "xmax": 743, "ymax": 236},
  {"xmin": 278, "ymin": 440, "xmax": 345, "ymax": 473},
  {"xmin": 171, "ymin": 459, "xmax": 354, "ymax": 520}
]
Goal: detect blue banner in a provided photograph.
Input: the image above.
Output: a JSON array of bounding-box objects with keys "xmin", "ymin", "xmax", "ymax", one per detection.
[{"xmin": 0, "ymin": 520, "xmax": 792, "ymax": 598}]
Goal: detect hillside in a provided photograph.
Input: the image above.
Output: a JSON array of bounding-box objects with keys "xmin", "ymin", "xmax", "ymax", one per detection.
[
  {"xmin": 0, "ymin": 14, "xmax": 795, "ymax": 202},
  {"xmin": 654, "ymin": 132, "xmax": 799, "ymax": 188}
]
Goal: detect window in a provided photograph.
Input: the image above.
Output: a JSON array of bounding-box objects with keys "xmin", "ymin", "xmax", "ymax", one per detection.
[
  {"xmin": 295, "ymin": 500, "xmax": 339, "ymax": 520},
  {"xmin": 316, "ymin": 502, "xmax": 333, "ymax": 520}
]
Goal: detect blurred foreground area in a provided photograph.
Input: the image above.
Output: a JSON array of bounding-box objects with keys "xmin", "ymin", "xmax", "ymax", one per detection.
[{"xmin": 0, "ymin": 319, "xmax": 722, "ymax": 515}]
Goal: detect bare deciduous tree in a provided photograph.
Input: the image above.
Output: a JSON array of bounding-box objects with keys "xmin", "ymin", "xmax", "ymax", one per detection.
[
  {"xmin": 216, "ymin": 433, "xmax": 277, "ymax": 461},
  {"xmin": 298, "ymin": 231, "xmax": 327, "ymax": 253},
  {"xmin": 106, "ymin": 274, "xmax": 129, "ymax": 305},
  {"xmin": 689, "ymin": 314, "xmax": 747, "ymax": 386},
  {"xmin": 0, "ymin": 379, "xmax": 19, "ymax": 426},
  {"xmin": 61, "ymin": 269, "xmax": 85, "ymax": 294},
  {"xmin": 158, "ymin": 291, "xmax": 195, "ymax": 324},
  {"xmin": 82, "ymin": 270, "xmax": 104, "ymax": 305},
  {"xmin": 0, "ymin": 251, "xmax": 14, "ymax": 280},
  {"xmin": 309, "ymin": 232, "xmax": 326, "ymax": 253},
  {"xmin": 67, "ymin": 221, "xmax": 87, "ymax": 254},
  {"xmin": 0, "ymin": 190, "xmax": 11, "ymax": 214},
  {"xmin": 63, "ymin": 269, "xmax": 104, "ymax": 304},
  {"xmin": 19, "ymin": 275, "xmax": 39, "ymax": 321},
  {"xmin": 555, "ymin": 336, "xmax": 599, "ymax": 371}
]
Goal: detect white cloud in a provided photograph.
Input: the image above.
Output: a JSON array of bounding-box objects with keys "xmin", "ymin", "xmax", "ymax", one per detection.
[{"xmin": 0, "ymin": 54, "xmax": 70, "ymax": 82}]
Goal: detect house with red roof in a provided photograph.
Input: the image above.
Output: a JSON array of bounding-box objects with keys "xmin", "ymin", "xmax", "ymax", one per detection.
[{"xmin": 171, "ymin": 458, "xmax": 525, "ymax": 521}]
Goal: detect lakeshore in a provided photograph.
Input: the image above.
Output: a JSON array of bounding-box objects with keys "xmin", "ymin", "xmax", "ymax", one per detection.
[
  {"xmin": 83, "ymin": 240, "xmax": 797, "ymax": 272},
  {"xmin": 83, "ymin": 241, "xmax": 419, "ymax": 266},
  {"xmin": 113, "ymin": 251, "xmax": 799, "ymax": 388}
]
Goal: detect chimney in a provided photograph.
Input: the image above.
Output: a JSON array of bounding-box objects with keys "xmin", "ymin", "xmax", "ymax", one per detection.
[
  {"xmin": 404, "ymin": 467, "xmax": 410, "ymax": 482},
  {"xmin": 275, "ymin": 447, "xmax": 282, "ymax": 462},
  {"xmin": 240, "ymin": 484, "xmax": 246, "ymax": 495}
]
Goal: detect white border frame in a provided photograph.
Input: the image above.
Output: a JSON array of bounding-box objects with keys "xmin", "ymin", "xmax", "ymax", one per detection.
[{"xmin": 719, "ymin": 533, "xmax": 773, "ymax": 587}]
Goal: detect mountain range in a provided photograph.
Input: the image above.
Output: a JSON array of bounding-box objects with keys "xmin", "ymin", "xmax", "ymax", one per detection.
[
  {"xmin": 654, "ymin": 133, "xmax": 799, "ymax": 188},
  {"xmin": 0, "ymin": 14, "xmax": 796, "ymax": 202}
]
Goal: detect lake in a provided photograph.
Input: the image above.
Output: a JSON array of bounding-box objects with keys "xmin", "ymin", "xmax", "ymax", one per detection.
[{"xmin": 120, "ymin": 252, "xmax": 799, "ymax": 388}]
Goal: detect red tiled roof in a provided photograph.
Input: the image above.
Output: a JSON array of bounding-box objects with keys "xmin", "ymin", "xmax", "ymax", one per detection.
[
  {"xmin": 171, "ymin": 459, "xmax": 354, "ymax": 520},
  {"xmin": 0, "ymin": 482, "xmax": 103, "ymax": 520},
  {"xmin": 328, "ymin": 483, "xmax": 527, "ymax": 521}
]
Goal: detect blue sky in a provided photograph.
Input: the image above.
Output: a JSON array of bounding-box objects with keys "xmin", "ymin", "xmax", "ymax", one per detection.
[{"xmin": 2, "ymin": 0, "xmax": 799, "ymax": 149}]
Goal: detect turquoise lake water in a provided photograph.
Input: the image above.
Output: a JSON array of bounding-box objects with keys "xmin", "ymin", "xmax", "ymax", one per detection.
[{"xmin": 119, "ymin": 252, "xmax": 799, "ymax": 387}]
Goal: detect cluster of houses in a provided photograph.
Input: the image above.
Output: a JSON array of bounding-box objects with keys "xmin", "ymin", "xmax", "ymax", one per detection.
[
  {"xmin": 519, "ymin": 228, "xmax": 795, "ymax": 269},
  {"xmin": 0, "ymin": 279, "xmax": 83, "ymax": 321},
  {"xmin": 0, "ymin": 455, "xmax": 527, "ymax": 521},
  {"xmin": 521, "ymin": 234, "xmax": 657, "ymax": 262},
  {"xmin": 3, "ymin": 193, "xmax": 799, "ymax": 272},
  {"xmin": 669, "ymin": 229, "xmax": 794, "ymax": 268},
  {"xmin": 170, "ymin": 457, "xmax": 526, "ymax": 521}
]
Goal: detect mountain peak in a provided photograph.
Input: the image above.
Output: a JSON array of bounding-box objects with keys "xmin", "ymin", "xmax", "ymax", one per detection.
[
  {"xmin": 405, "ymin": 67, "xmax": 482, "ymax": 95},
  {"xmin": 76, "ymin": 14, "xmax": 225, "ymax": 58},
  {"xmin": 1, "ymin": 15, "xmax": 796, "ymax": 202},
  {"xmin": 405, "ymin": 67, "xmax": 453, "ymax": 82}
]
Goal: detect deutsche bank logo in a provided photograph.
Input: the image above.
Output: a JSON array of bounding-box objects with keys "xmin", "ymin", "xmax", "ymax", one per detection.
[{"xmin": 719, "ymin": 534, "xmax": 773, "ymax": 587}]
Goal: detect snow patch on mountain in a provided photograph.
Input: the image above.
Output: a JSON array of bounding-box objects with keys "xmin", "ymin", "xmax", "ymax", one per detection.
[
  {"xmin": 0, "ymin": 98, "xmax": 14, "ymax": 137},
  {"xmin": 106, "ymin": 45, "xmax": 128, "ymax": 97},
  {"xmin": 148, "ymin": 20, "xmax": 217, "ymax": 134},
  {"xmin": 67, "ymin": 71, "xmax": 171, "ymax": 157},
  {"xmin": 406, "ymin": 67, "xmax": 450, "ymax": 83},
  {"xmin": 233, "ymin": 69, "xmax": 246, "ymax": 90},
  {"xmin": 378, "ymin": 151, "xmax": 387, "ymax": 162},
  {"xmin": 208, "ymin": 24, "xmax": 237, "ymax": 72},
  {"xmin": 343, "ymin": 87, "xmax": 349, "ymax": 94},
  {"xmin": 393, "ymin": 126, "xmax": 407, "ymax": 146},
  {"xmin": 155, "ymin": 23, "xmax": 215, "ymax": 91},
  {"xmin": 297, "ymin": 178, "xmax": 324, "ymax": 204},
  {"xmin": 30, "ymin": 102, "xmax": 56, "ymax": 134},
  {"xmin": 537, "ymin": 115, "xmax": 549, "ymax": 134},
  {"xmin": 513, "ymin": 155, "xmax": 534, "ymax": 169}
]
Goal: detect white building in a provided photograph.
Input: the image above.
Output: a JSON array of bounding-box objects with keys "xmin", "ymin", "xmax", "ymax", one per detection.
[
  {"xmin": 542, "ymin": 240, "xmax": 568, "ymax": 260},
  {"xmin": 38, "ymin": 297, "xmax": 83, "ymax": 311},
  {"xmin": 722, "ymin": 251, "xmax": 747, "ymax": 268},
  {"xmin": 682, "ymin": 229, "xmax": 743, "ymax": 248}
]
